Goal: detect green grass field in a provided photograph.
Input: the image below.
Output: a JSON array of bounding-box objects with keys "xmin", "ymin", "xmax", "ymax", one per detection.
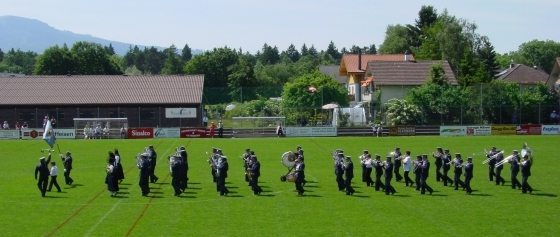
[{"xmin": 1, "ymin": 136, "xmax": 558, "ymax": 237}]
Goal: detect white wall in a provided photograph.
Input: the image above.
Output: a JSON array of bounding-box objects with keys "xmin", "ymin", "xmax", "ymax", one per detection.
[{"xmin": 379, "ymin": 85, "xmax": 415, "ymax": 105}]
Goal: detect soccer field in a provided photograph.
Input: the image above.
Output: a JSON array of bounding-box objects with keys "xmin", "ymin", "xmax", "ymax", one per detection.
[{"xmin": 0, "ymin": 136, "xmax": 558, "ymax": 237}]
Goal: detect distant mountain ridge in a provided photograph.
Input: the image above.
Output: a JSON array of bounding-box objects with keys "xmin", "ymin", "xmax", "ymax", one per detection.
[{"xmin": 0, "ymin": 15, "xmax": 203, "ymax": 55}]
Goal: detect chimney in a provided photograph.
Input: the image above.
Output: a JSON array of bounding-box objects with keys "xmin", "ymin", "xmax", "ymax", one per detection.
[
  {"xmin": 358, "ymin": 48, "xmax": 362, "ymax": 71},
  {"xmin": 404, "ymin": 49, "xmax": 411, "ymax": 61},
  {"xmin": 510, "ymin": 60, "xmax": 514, "ymax": 68}
]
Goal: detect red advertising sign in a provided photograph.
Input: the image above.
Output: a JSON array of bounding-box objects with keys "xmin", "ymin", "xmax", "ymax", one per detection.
[
  {"xmin": 180, "ymin": 127, "xmax": 207, "ymax": 138},
  {"xmin": 127, "ymin": 128, "xmax": 154, "ymax": 139},
  {"xmin": 515, "ymin": 124, "xmax": 542, "ymax": 135}
]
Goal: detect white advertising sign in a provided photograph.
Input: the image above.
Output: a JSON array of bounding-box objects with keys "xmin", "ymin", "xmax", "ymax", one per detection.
[
  {"xmin": 439, "ymin": 126, "xmax": 467, "ymax": 136},
  {"xmin": 0, "ymin": 130, "xmax": 20, "ymax": 139},
  {"xmin": 154, "ymin": 127, "xmax": 181, "ymax": 138},
  {"xmin": 467, "ymin": 126, "xmax": 491, "ymax": 136},
  {"xmin": 22, "ymin": 128, "xmax": 76, "ymax": 139},
  {"xmin": 541, "ymin": 125, "xmax": 560, "ymax": 135},
  {"xmin": 165, "ymin": 108, "xmax": 197, "ymax": 118},
  {"xmin": 53, "ymin": 129, "xmax": 76, "ymax": 139},
  {"xmin": 285, "ymin": 126, "xmax": 337, "ymax": 137}
]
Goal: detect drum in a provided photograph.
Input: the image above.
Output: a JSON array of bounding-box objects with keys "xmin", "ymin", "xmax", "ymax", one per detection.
[
  {"xmin": 281, "ymin": 151, "xmax": 296, "ymax": 168},
  {"xmin": 287, "ymin": 172, "xmax": 297, "ymax": 182}
]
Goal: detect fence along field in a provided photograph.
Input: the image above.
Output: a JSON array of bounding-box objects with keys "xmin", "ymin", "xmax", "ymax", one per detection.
[{"xmin": 0, "ymin": 136, "xmax": 557, "ymax": 236}]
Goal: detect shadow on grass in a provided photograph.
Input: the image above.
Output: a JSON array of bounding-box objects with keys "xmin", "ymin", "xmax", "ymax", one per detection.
[
  {"xmin": 118, "ymin": 192, "xmax": 130, "ymax": 194},
  {"xmin": 150, "ymin": 187, "xmax": 161, "ymax": 190},
  {"xmin": 119, "ymin": 183, "xmax": 131, "ymax": 186},
  {"xmin": 227, "ymin": 186, "xmax": 239, "ymax": 189},
  {"xmin": 43, "ymin": 196, "xmax": 68, "ymax": 198},
  {"xmin": 303, "ymin": 185, "xmax": 320, "ymax": 188},
  {"xmin": 150, "ymin": 196, "xmax": 165, "ymax": 198},
  {"xmin": 226, "ymin": 195, "xmax": 244, "ymax": 198},
  {"xmin": 299, "ymin": 194, "xmax": 321, "ymax": 197},
  {"xmin": 351, "ymin": 195, "xmax": 370, "ymax": 198},
  {"xmin": 256, "ymin": 194, "xmax": 275, "ymax": 197},
  {"xmin": 187, "ymin": 187, "xmax": 201, "ymax": 190},
  {"xmin": 431, "ymin": 194, "xmax": 448, "ymax": 197},
  {"xmin": 151, "ymin": 191, "xmax": 164, "ymax": 194},
  {"xmin": 392, "ymin": 194, "xmax": 412, "ymax": 197},
  {"xmin": 183, "ymin": 191, "xmax": 197, "ymax": 194},
  {"xmin": 532, "ymin": 193, "xmax": 557, "ymax": 197},
  {"xmin": 112, "ymin": 195, "xmax": 129, "ymax": 199},
  {"xmin": 188, "ymin": 182, "xmax": 201, "ymax": 185},
  {"xmin": 118, "ymin": 187, "xmax": 128, "ymax": 190},
  {"xmin": 470, "ymin": 193, "xmax": 492, "ymax": 196},
  {"xmin": 177, "ymin": 195, "xmax": 196, "ymax": 198}
]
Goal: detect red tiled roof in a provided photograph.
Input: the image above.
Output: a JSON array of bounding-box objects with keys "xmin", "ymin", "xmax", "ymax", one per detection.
[
  {"xmin": 340, "ymin": 54, "xmax": 416, "ymax": 75},
  {"xmin": 497, "ymin": 64, "xmax": 549, "ymax": 84},
  {"xmin": 367, "ymin": 61, "xmax": 458, "ymax": 86},
  {"xmin": 0, "ymin": 75, "xmax": 204, "ymax": 105}
]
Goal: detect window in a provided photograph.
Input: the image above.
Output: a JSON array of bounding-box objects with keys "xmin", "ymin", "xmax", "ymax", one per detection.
[
  {"xmin": 18, "ymin": 111, "xmax": 35, "ymax": 122},
  {"xmin": 140, "ymin": 111, "xmax": 155, "ymax": 120},
  {"xmin": 58, "ymin": 112, "xmax": 65, "ymax": 121},
  {"xmin": 110, "ymin": 111, "xmax": 126, "ymax": 118},
  {"xmin": 79, "ymin": 111, "xmax": 95, "ymax": 118}
]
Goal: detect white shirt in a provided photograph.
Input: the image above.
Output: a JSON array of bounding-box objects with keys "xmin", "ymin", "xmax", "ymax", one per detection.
[
  {"xmin": 203, "ymin": 116, "xmax": 208, "ymax": 122},
  {"xmin": 50, "ymin": 166, "xmax": 58, "ymax": 176},
  {"xmin": 107, "ymin": 164, "xmax": 114, "ymax": 174},
  {"xmin": 103, "ymin": 127, "xmax": 109, "ymax": 133},
  {"xmin": 115, "ymin": 155, "xmax": 120, "ymax": 164},
  {"xmin": 402, "ymin": 156, "xmax": 412, "ymax": 171},
  {"xmin": 364, "ymin": 158, "xmax": 373, "ymax": 168}
]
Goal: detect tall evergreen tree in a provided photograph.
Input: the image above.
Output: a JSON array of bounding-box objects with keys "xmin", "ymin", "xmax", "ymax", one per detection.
[
  {"xmin": 259, "ymin": 43, "xmax": 280, "ymax": 65},
  {"xmin": 181, "ymin": 43, "xmax": 192, "ymax": 62},
  {"xmin": 308, "ymin": 45, "xmax": 318, "ymax": 57},
  {"xmin": 366, "ymin": 44, "xmax": 377, "ymax": 54},
  {"xmin": 300, "ymin": 44, "xmax": 309, "ymax": 56},
  {"xmin": 162, "ymin": 44, "xmax": 183, "ymax": 74},
  {"xmin": 0, "ymin": 48, "xmax": 4, "ymax": 62},
  {"xmin": 104, "ymin": 43, "xmax": 115, "ymax": 56},
  {"xmin": 476, "ymin": 37, "xmax": 500, "ymax": 78},
  {"xmin": 325, "ymin": 41, "xmax": 341, "ymax": 61},
  {"xmin": 285, "ymin": 44, "xmax": 300, "ymax": 62}
]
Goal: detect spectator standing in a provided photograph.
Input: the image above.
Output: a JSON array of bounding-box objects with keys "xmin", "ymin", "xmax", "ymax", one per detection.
[
  {"xmin": 2, "ymin": 121, "xmax": 9, "ymax": 129},
  {"xmin": 15, "ymin": 122, "xmax": 21, "ymax": 139},
  {"xmin": 120, "ymin": 126, "xmax": 126, "ymax": 139},
  {"xmin": 376, "ymin": 125, "xmax": 383, "ymax": 137},
  {"xmin": 203, "ymin": 115, "xmax": 209, "ymax": 127},
  {"xmin": 22, "ymin": 122, "xmax": 28, "ymax": 129},
  {"xmin": 551, "ymin": 110, "xmax": 558, "ymax": 124},
  {"xmin": 209, "ymin": 122, "xmax": 215, "ymax": 138},
  {"xmin": 372, "ymin": 124, "xmax": 377, "ymax": 136},
  {"xmin": 512, "ymin": 110, "xmax": 519, "ymax": 124},
  {"xmin": 218, "ymin": 120, "xmax": 224, "ymax": 138}
]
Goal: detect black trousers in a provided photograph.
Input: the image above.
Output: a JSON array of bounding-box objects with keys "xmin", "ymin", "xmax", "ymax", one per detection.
[
  {"xmin": 181, "ymin": 167, "xmax": 188, "ymax": 190},
  {"xmin": 211, "ymin": 168, "xmax": 217, "ymax": 183},
  {"xmin": 139, "ymin": 174, "xmax": 150, "ymax": 195},
  {"xmin": 414, "ymin": 173, "xmax": 421, "ymax": 190},
  {"xmin": 375, "ymin": 174, "xmax": 384, "ymax": 191},
  {"xmin": 149, "ymin": 164, "xmax": 158, "ymax": 183},
  {"xmin": 336, "ymin": 174, "xmax": 345, "ymax": 190},
  {"xmin": 48, "ymin": 175, "xmax": 61, "ymax": 192},
  {"xmin": 384, "ymin": 176, "xmax": 395, "ymax": 195},
  {"xmin": 345, "ymin": 177, "xmax": 354, "ymax": 194},
  {"xmin": 421, "ymin": 176, "xmax": 433, "ymax": 194},
  {"xmin": 404, "ymin": 171, "xmax": 414, "ymax": 186},
  {"xmin": 217, "ymin": 176, "xmax": 229, "ymax": 195},
  {"xmin": 251, "ymin": 176, "xmax": 262, "ymax": 194},
  {"xmin": 37, "ymin": 176, "xmax": 48, "ymax": 196},
  {"xmin": 295, "ymin": 176, "xmax": 304, "ymax": 195},
  {"xmin": 361, "ymin": 165, "xmax": 366, "ymax": 182},
  {"xmin": 172, "ymin": 176, "xmax": 182, "ymax": 195},
  {"xmin": 454, "ymin": 173, "xmax": 465, "ymax": 190},
  {"xmin": 364, "ymin": 168, "xmax": 374, "ymax": 186},
  {"xmin": 495, "ymin": 167, "xmax": 505, "ymax": 185},
  {"xmin": 64, "ymin": 169, "xmax": 73, "ymax": 184},
  {"xmin": 521, "ymin": 175, "xmax": 532, "ymax": 193},
  {"xmin": 435, "ymin": 163, "xmax": 442, "ymax": 182},
  {"xmin": 442, "ymin": 167, "xmax": 453, "ymax": 186},
  {"xmin": 464, "ymin": 175, "xmax": 473, "ymax": 193},
  {"xmin": 511, "ymin": 170, "xmax": 522, "ymax": 189},
  {"xmin": 218, "ymin": 128, "xmax": 223, "ymax": 138},
  {"xmin": 488, "ymin": 165, "xmax": 495, "ymax": 181},
  {"xmin": 394, "ymin": 165, "xmax": 403, "ymax": 181}
]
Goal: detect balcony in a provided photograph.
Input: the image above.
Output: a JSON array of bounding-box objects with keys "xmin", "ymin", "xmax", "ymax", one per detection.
[{"xmin": 362, "ymin": 91, "xmax": 377, "ymax": 102}]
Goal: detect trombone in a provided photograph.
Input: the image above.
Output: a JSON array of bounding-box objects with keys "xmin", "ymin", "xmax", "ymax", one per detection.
[
  {"xmin": 41, "ymin": 148, "xmax": 55, "ymax": 153},
  {"xmin": 482, "ymin": 151, "xmax": 504, "ymax": 164},
  {"xmin": 495, "ymin": 154, "xmax": 514, "ymax": 167}
]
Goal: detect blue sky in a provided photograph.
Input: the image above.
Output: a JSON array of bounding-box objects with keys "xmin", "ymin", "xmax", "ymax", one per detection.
[{"xmin": 1, "ymin": 0, "xmax": 557, "ymax": 54}]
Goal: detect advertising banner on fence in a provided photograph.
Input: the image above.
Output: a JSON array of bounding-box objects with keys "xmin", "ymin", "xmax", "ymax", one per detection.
[
  {"xmin": 516, "ymin": 124, "xmax": 542, "ymax": 135},
  {"xmin": 21, "ymin": 129, "xmax": 75, "ymax": 139},
  {"xmin": 127, "ymin": 128, "xmax": 154, "ymax": 139},
  {"xmin": 165, "ymin": 108, "xmax": 197, "ymax": 118},
  {"xmin": 180, "ymin": 128, "xmax": 207, "ymax": 138},
  {"xmin": 467, "ymin": 126, "xmax": 491, "ymax": 136},
  {"xmin": 491, "ymin": 125, "xmax": 516, "ymax": 135},
  {"xmin": 0, "ymin": 130, "xmax": 20, "ymax": 139},
  {"xmin": 285, "ymin": 127, "xmax": 337, "ymax": 137},
  {"xmin": 389, "ymin": 126, "xmax": 416, "ymax": 136},
  {"xmin": 541, "ymin": 125, "xmax": 560, "ymax": 135},
  {"xmin": 440, "ymin": 126, "xmax": 467, "ymax": 136},
  {"xmin": 154, "ymin": 127, "xmax": 180, "ymax": 138}
]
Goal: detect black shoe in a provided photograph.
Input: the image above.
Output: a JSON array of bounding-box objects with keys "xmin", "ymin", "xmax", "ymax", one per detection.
[
  {"xmin": 57, "ymin": 190, "xmax": 62, "ymax": 192},
  {"xmin": 429, "ymin": 190, "xmax": 433, "ymax": 195}
]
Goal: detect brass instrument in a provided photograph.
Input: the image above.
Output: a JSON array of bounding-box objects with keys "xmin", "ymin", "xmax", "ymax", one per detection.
[
  {"xmin": 521, "ymin": 142, "xmax": 534, "ymax": 163},
  {"xmin": 432, "ymin": 152, "xmax": 442, "ymax": 158},
  {"xmin": 473, "ymin": 149, "xmax": 489, "ymax": 156},
  {"xmin": 495, "ymin": 154, "xmax": 514, "ymax": 167},
  {"xmin": 446, "ymin": 158, "xmax": 458, "ymax": 166},
  {"xmin": 482, "ymin": 151, "xmax": 504, "ymax": 164},
  {"xmin": 41, "ymin": 148, "xmax": 55, "ymax": 153}
]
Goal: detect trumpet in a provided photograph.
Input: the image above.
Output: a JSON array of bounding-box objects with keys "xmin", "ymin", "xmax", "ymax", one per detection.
[
  {"xmin": 432, "ymin": 152, "xmax": 442, "ymax": 158},
  {"xmin": 446, "ymin": 158, "xmax": 458, "ymax": 166},
  {"xmin": 482, "ymin": 151, "xmax": 504, "ymax": 164},
  {"xmin": 495, "ymin": 154, "xmax": 514, "ymax": 167},
  {"xmin": 41, "ymin": 148, "xmax": 55, "ymax": 153}
]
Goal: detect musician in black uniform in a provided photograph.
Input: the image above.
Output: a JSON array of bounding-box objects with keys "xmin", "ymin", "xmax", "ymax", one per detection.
[
  {"xmin": 209, "ymin": 148, "xmax": 218, "ymax": 183},
  {"xmin": 494, "ymin": 150, "xmax": 506, "ymax": 185},
  {"xmin": 148, "ymin": 145, "xmax": 159, "ymax": 183},
  {"xmin": 61, "ymin": 151, "xmax": 74, "ymax": 185},
  {"xmin": 413, "ymin": 155, "xmax": 422, "ymax": 191},
  {"xmin": 420, "ymin": 154, "xmax": 433, "ymax": 195},
  {"xmin": 334, "ymin": 152, "xmax": 345, "ymax": 191},
  {"xmin": 297, "ymin": 149, "xmax": 307, "ymax": 185},
  {"xmin": 464, "ymin": 157, "xmax": 474, "ymax": 194},
  {"xmin": 509, "ymin": 150, "xmax": 522, "ymax": 190},
  {"xmin": 248, "ymin": 155, "xmax": 262, "ymax": 195},
  {"xmin": 363, "ymin": 154, "xmax": 374, "ymax": 187},
  {"xmin": 360, "ymin": 150, "xmax": 369, "ymax": 184},
  {"xmin": 35, "ymin": 154, "xmax": 52, "ymax": 197},
  {"xmin": 343, "ymin": 156, "xmax": 355, "ymax": 195},
  {"xmin": 392, "ymin": 147, "xmax": 403, "ymax": 182},
  {"xmin": 441, "ymin": 149, "xmax": 454, "ymax": 186},
  {"xmin": 486, "ymin": 147, "xmax": 498, "ymax": 181},
  {"xmin": 217, "ymin": 157, "xmax": 229, "ymax": 196},
  {"xmin": 114, "ymin": 149, "xmax": 125, "ymax": 184},
  {"xmin": 243, "ymin": 148, "xmax": 251, "ymax": 183},
  {"xmin": 432, "ymin": 147, "xmax": 443, "ymax": 182},
  {"xmin": 294, "ymin": 157, "xmax": 305, "ymax": 196},
  {"xmin": 171, "ymin": 156, "xmax": 184, "ymax": 196},
  {"xmin": 520, "ymin": 155, "xmax": 533, "ymax": 194},
  {"xmin": 179, "ymin": 146, "xmax": 188, "ymax": 191},
  {"xmin": 384, "ymin": 156, "xmax": 396, "ymax": 195},
  {"xmin": 373, "ymin": 155, "xmax": 385, "ymax": 191},
  {"xmin": 453, "ymin": 153, "xmax": 466, "ymax": 190},
  {"xmin": 138, "ymin": 153, "xmax": 151, "ymax": 196}
]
